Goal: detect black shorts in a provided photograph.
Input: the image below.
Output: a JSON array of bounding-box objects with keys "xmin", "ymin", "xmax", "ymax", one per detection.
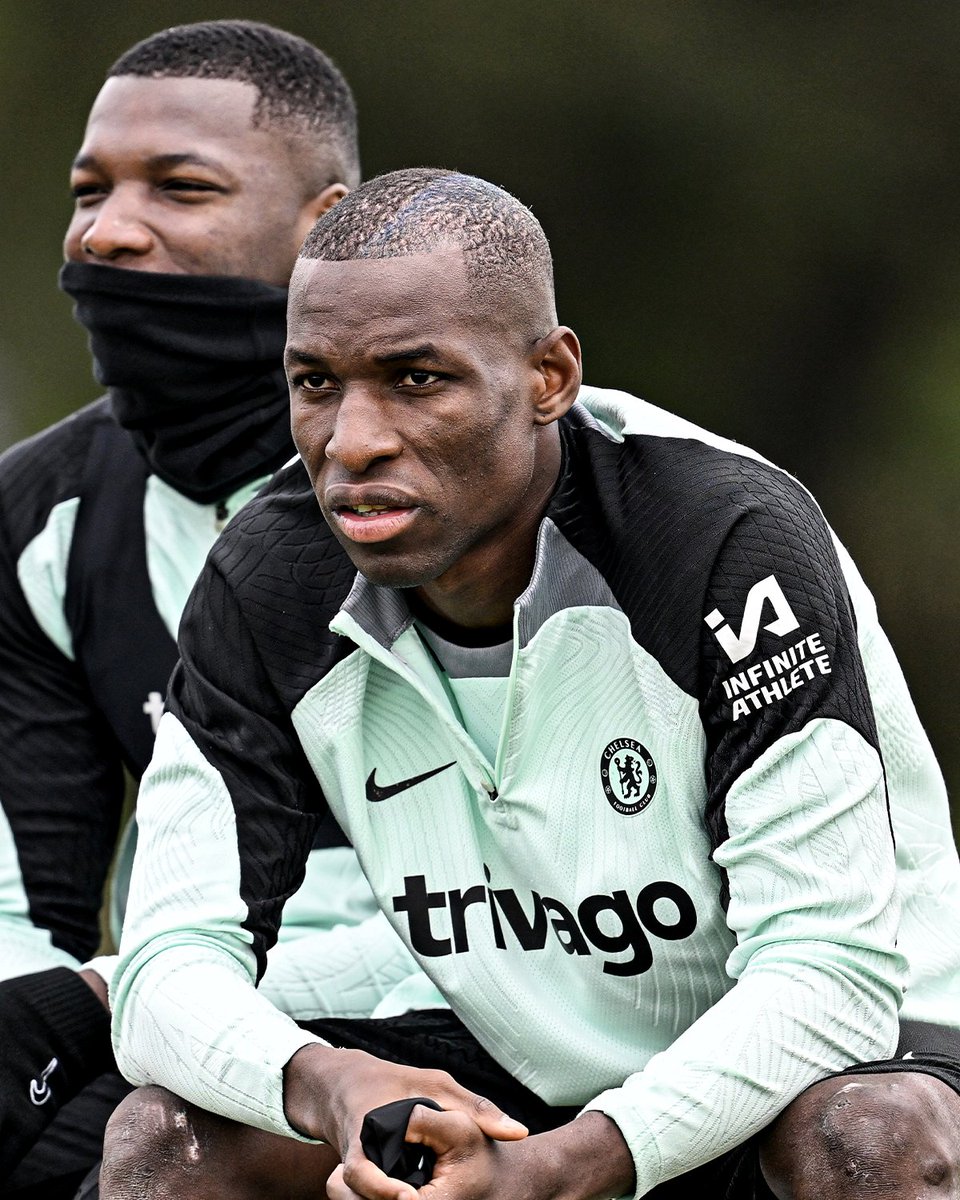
[
  {"xmin": 300, "ymin": 1011, "xmax": 960, "ymax": 1200},
  {"xmin": 833, "ymin": 1018, "xmax": 960, "ymax": 1096}
]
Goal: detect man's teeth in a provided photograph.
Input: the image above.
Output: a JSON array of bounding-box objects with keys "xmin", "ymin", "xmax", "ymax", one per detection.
[{"xmin": 352, "ymin": 505, "xmax": 390, "ymax": 515}]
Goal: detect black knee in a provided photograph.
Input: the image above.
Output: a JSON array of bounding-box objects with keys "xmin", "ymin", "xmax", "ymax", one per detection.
[
  {"xmin": 760, "ymin": 1073, "xmax": 960, "ymax": 1199},
  {"xmin": 99, "ymin": 1085, "xmax": 206, "ymax": 1199}
]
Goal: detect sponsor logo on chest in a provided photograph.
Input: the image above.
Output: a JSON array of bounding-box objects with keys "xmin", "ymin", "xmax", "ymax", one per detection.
[{"xmin": 392, "ymin": 868, "xmax": 697, "ymax": 976}]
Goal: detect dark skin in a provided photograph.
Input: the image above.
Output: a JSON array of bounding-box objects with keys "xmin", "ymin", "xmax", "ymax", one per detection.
[
  {"xmin": 759, "ymin": 1073, "xmax": 960, "ymax": 1199},
  {"xmin": 58, "ymin": 72, "xmax": 344, "ymax": 1013},
  {"xmin": 100, "ymin": 1086, "xmax": 340, "ymax": 1200},
  {"xmin": 287, "ymin": 250, "xmax": 579, "ymax": 629},
  {"xmin": 100, "ymin": 1069, "xmax": 960, "ymax": 1200},
  {"xmin": 64, "ymin": 75, "xmax": 345, "ymax": 281},
  {"xmin": 284, "ymin": 1046, "xmax": 633, "ymax": 1200},
  {"xmin": 102, "ymin": 248, "xmax": 631, "ymax": 1200}
]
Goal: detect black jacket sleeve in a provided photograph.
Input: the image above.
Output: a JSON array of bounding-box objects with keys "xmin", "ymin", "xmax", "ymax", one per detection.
[
  {"xmin": 0, "ymin": 428, "xmax": 127, "ymax": 1176},
  {"xmin": 0, "ymin": 480, "xmax": 125, "ymax": 968}
]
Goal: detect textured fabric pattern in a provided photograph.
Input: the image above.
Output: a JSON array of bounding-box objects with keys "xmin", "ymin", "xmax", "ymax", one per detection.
[
  {"xmin": 259, "ymin": 910, "xmax": 441, "ymax": 1020},
  {"xmin": 112, "ymin": 387, "xmax": 955, "ymax": 1193},
  {"xmin": 16, "ymin": 498, "xmax": 81, "ymax": 662},
  {"xmin": 0, "ymin": 404, "xmax": 126, "ymax": 967},
  {"xmin": 0, "ymin": 807, "xmax": 80, "ymax": 978},
  {"xmin": 143, "ymin": 473, "xmax": 265, "ymax": 640},
  {"xmin": 0, "ymin": 398, "xmax": 412, "ymax": 996}
]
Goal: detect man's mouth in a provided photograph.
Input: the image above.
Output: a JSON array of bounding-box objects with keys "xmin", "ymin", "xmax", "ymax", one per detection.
[
  {"xmin": 332, "ymin": 503, "xmax": 418, "ymax": 544},
  {"xmin": 348, "ymin": 504, "xmax": 396, "ymax": 517}
]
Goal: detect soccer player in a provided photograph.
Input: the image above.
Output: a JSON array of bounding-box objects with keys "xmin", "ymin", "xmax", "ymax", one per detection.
[
  {"xmin": 103, "ymin": 169, "xmax": 960, "ymax": 1199},
  {"xmin": 0, "ymin": 24, "xmax": 426, "ymax": 1198}
]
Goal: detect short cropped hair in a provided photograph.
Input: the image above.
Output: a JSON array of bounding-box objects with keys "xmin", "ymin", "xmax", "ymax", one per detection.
[
  {"xmin": 300, "ymin": 168, "xmax": 556, "ymax": 322},
  {"xmin": 109, "ymin": 20, "xmax": 360, "ymax": 187}
]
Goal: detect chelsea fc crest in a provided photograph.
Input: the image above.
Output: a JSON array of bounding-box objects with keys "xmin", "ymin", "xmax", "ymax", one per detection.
[{"xmin": 600, "ymin": 738, "xmax": 657, "ymax": 815}]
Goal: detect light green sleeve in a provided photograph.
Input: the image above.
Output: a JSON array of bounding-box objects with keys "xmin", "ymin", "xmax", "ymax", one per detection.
[
  {"xmin": 112, "ymin": 713, "xmax": 324, "ymax": 1139},
  {"xmin": 581, "ymin": 719, "xmax": 904, "ymax": 1198},
  {"xmin": 260, "ymin": 909, "xmax": 426, "ymax": 1019}
]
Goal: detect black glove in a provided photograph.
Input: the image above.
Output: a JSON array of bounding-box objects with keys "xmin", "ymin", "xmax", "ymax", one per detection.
[{"xmin": 360, "ymin": 1096, "xmax": 443, "ymax": 1187}]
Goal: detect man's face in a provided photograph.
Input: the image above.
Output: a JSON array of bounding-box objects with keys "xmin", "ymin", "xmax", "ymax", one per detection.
[
  {"xmin": 63, "ymin": 76, "xmax": 321, "ymax": 283},
  {"xmin": 287, "ymin": 250, "xmax": 562, "ymax": 607}
]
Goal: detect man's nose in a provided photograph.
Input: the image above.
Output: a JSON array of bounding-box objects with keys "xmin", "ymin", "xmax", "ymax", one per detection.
[
  {"xmin": 77, "ymin": 188, "xmax": 155, "ymax": 262},
  {"xmin": 325, "ymin": 388, "xmax": 402, "ymax": 474}
]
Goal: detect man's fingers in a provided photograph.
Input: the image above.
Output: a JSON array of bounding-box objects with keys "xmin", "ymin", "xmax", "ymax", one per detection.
[
  {"xmin": 403, "ymin": 1106, "xmax": 481, "ymax": 1155},
  {"xmin": 408, "ymin": 1086, "xmax": 528, "ymax": 1142},
  {"xmin": 371, "ymin": 1074, "xmax": 527, "ymax": 1143},
  {"xmin": 333, "ymin": 1155, "xmax": 419, "ymax": 1200},
  {"xmin": 327, "ymin": 1163, "xmax": 363, "ymax": 1200},
  {"xmin": 405, "ymin": 1102, "xmax": 526, "ymax": 1155},
  {"xmin": 462, "ymin": 1094, "xmax": 528, "ymax": 1142}
]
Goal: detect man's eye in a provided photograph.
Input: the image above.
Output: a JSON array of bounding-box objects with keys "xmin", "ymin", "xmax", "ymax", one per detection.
[
  {"xmin": 298, "ymin": 373, "xmax": 337, "ymax": 392},
  {"xmin": 70, "ymin": 182, "xmax": 106, "ymax": 204},
  {"xmin": 398, "ymin": 370, "xmax": 441, "ymax": 388},
  {"xmin": 160, "ymin": 179, "xmax": 222, "ymax": 197}
]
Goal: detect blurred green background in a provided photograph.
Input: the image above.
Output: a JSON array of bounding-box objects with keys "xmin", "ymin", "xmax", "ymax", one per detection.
[{"xmin": 1, "ymin": 2, "xmax": 957, "ymax": 820}]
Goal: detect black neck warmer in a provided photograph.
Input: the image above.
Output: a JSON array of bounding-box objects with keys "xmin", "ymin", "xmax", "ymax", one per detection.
[{"xmin": 59, "ymin": 261, "xmax": 294, "ymax": 504}]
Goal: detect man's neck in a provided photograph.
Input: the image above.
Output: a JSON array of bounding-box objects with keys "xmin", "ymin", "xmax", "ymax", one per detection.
[
  {"xmin": 413, "ymin": 558, "xmax": 526, "ymax": 631},
  {"xmin": 408, "ymin": 591, "xmax": 512, "ymax": 647},
  {"xmin": 412, "ymin": 425, "xmax": 563, "ymax": 630}
]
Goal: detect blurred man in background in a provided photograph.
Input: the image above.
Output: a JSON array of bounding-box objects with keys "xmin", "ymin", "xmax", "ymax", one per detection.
[{"xmin": 0, "ymin": 21, "xmax": 427, "ymax": 1199}]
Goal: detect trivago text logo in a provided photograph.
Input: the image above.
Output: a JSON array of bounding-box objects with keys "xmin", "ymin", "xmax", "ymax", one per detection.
[{"xmin": 392, "ymin": 869, "xmax": 697, "ymax": 976}]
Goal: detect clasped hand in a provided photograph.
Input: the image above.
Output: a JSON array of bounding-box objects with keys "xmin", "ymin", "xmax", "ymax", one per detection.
[{"xmin": 284, "ymin": 1044, "xmax": 529, "ymax": 1200}]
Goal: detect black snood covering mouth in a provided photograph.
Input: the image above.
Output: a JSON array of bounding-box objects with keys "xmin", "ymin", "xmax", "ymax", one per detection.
[{"xmin": 60, "ymin": 261, "xmax": 294, "ymax": 503}]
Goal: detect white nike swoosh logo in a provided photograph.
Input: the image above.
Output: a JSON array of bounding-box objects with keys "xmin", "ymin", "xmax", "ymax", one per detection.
[{"xmin": 29, "ymin": 1056, "xmax": 59, "ymax": 1106}]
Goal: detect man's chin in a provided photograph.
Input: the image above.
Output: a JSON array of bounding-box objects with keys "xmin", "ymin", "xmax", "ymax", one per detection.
[
  {"xmin": 341, "ymin": 544, "xmax": 441, "ymax": 591},
  {"xmin": 359, "ymin": 565, "xmax": 429, "ymax": 589}
]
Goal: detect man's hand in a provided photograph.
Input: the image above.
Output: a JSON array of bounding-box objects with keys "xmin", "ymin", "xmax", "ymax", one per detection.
[
  {"xmin": 283, "ymin": 1043, "xmax": 528, "ymax": 1200},
  {"xmin": 326, "ymin": 1107, "xmax": 635, "ymax": 1200},
  {"xmin": 79, "ymin": 966, "xmax": 110, "ymax": 1010}
]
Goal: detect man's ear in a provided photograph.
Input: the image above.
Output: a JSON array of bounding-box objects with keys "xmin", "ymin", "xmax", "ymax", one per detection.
[
  {"xmin": 531, "ymin": 327, "xmax": 583, "ymax": 425},
  {"xmin": 294, "ymin": 183, "xmax": 349, "ymax": 246}
]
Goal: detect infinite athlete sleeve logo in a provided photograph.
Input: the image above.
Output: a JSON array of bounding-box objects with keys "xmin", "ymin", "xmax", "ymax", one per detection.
[{"xmin": 704, "ymin": 574, "xmax": 833, "ymax": 720}]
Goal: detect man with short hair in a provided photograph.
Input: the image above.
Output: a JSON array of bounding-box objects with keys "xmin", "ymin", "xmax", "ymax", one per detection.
[
  {"xmin": 105, "ymin": 168, "xmax": 960, "ymax": 1200},
  {"xmin": 0, "ymin": 23, "xmax": 425, "ymax": 1198}
]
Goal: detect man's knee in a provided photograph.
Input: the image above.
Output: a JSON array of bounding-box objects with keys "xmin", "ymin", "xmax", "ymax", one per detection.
[
  {"xmin": 99, "ymin": 1085, "xmax": 216, "ymax": 1199},
  {"xmin": 759, "ymin": 1072, "xmax": 960, "ymax": 1199},
  {"xmin": 99, "ymin": 1083, "xmax": 338, "ymax": 1199}
]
